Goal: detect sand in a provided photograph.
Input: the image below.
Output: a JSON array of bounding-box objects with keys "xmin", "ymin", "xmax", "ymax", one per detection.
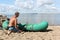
[{"xmin": 0, "ymin": 26, "xmax": 60, "ymax": 40}]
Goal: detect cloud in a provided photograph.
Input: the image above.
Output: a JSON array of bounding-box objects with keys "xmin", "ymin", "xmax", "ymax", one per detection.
[
  {"xmin": 0, "ymin": 4, "xmax": 19, "ymax": 14},
  {"xmin": 44, "ymin": 4, "xmax": 56, "ymax": 10},
  {"xmin": 15, "ymin": 0, "xmax": 57, "ymax": 13},
  {"xmin": 15, "ymin": 0, "xmax": 34, "ymax": 9},
  {"xmin": 0, "ymin": 0, "xmax": 58, "ymax": 13}
]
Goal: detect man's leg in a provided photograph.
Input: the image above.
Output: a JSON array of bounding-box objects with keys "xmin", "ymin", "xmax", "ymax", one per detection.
[
  {"xmin": 13, "ymin": 27, "xmax": 22, "ymax": 33},
  {"xmin": 8, "ymin": 27, "xmax": 14, "ymax": 35}
]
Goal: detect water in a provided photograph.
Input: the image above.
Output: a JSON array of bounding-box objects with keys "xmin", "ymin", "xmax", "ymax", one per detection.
[{"xmin": 6, "ymin": 13, "xmax": 60, "ymax": 26}]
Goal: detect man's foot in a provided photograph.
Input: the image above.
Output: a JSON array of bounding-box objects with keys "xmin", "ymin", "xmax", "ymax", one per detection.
[{"xmin": 7, "ymin": 31, "xmax": 12, "ymax": 35}]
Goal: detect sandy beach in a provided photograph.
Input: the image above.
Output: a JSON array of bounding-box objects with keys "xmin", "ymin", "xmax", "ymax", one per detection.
[{"xmin": 0, "ymin": 26, "xmax": 60, "ymax": 40}]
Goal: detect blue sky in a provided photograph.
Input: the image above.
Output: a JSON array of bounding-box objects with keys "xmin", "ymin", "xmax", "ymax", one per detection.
[
  {"xmin": 54, "ymin": 0, "xmax": 60, "ymax": 8},
  {"xmin": 0, "ymin": 0, "xmax": 60, "ymax": 14},
  {"xmin": 0, "ymin": 0, "xmax": 15, "ymax": 5}
]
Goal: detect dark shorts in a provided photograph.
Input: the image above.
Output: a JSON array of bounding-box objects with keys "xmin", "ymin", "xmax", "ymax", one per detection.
[{"xmin": 8, "ymin": 26, "xmax": 19, "ymax": 32}]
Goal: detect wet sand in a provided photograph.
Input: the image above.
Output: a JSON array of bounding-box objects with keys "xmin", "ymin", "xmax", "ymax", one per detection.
[{"xmin": 0, "ymin": 26, "xmax": 60, "ymax": 40}]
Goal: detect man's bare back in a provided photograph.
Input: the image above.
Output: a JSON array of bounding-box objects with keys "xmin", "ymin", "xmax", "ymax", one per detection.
[{"xmin": 9, "ymin": 16, "xmax": 17, "ymax": 27}]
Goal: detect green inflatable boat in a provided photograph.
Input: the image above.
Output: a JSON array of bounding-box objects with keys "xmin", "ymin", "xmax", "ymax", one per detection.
[
  {"xmin": 25, "ymin": 21, "xmax": 48, "ymax": 31},
  {"xmin": 2, "ymin": 21, "xmax": 48, "ymax": 31}
]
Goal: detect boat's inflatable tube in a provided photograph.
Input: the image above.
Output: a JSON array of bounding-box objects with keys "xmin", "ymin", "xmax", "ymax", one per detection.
[
  {"xmin": 25, "ymin": 21, "xmax": 48, "ymax": 31},
  {"xmin": 2, "ymin": 20, "xmax": 9, "ymax": 30}
]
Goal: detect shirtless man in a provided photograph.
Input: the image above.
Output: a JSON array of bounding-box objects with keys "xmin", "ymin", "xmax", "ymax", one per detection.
[{"xmin": 8, "ymin": 12, "xmax": 21, "ymax": 35}]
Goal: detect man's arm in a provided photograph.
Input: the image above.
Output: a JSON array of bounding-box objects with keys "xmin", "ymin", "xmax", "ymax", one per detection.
[{"xmin": 15, "ymin": 18, "xmax": 18, "ymax": 29}]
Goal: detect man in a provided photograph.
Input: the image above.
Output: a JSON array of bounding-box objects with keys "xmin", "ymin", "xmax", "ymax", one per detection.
[{"xmin": 8, "ymin": 12, "xmax": 21, "ymax": 35}]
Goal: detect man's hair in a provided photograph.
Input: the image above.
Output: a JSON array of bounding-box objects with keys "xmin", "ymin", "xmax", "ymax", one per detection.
[{"xmin": 15, "ymin": 12, "xmax": 19, "ymax": 15}]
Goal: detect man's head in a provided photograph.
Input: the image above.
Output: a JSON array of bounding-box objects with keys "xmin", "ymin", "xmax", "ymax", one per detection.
[{"xmin": 15, "ymin": 12, "xmax": 20, "ymax": 17}]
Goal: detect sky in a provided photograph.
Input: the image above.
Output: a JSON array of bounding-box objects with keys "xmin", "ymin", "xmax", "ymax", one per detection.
[{"xmin": 0, "ymin": 0, "xmax": 60, "ymax": 14}]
